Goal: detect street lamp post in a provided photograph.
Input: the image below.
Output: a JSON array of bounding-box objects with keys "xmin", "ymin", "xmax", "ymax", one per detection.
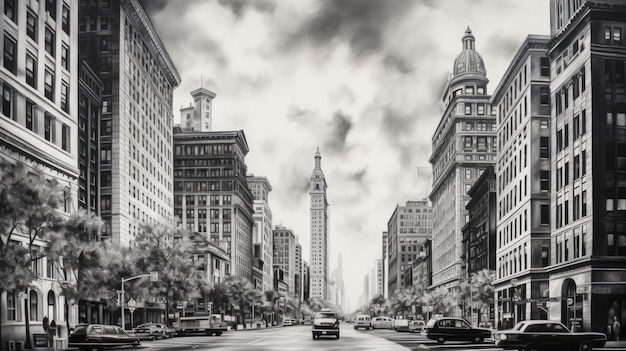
[{"xmin": 120, "ymin": 272, "xmax": 158, "ymax": 330}]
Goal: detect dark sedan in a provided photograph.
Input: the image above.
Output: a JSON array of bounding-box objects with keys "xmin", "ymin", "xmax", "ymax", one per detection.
[
  {"xmin": 494, "ymin": 320, "xmax": 606, "ymax": 351},
  {"xmin": 69, "ymin": 324, "xmax": 140, "ymax": 351},
  {"xmin": 422, "ymin": 317, "xmax": 492, "ymax": 344}
]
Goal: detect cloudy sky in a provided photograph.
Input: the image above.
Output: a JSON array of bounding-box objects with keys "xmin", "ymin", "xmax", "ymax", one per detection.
[{"xmin": 142, "ymin": 0, "xmax": 550, "ymax": 310}]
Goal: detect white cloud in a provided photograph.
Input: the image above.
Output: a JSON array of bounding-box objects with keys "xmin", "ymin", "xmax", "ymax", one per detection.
[{"xmin": 147, "ymin": 0, "xmax": 550, "ymax": 310}]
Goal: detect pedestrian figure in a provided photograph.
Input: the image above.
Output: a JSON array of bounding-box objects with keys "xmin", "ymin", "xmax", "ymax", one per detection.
[
  {"xmin": 43, "ymin": 316, "xmax": 50, "ymax": 346},
  {"xmin": 48, "ymin": 319, "xmax": 57, "ymax": 347},
  {"xmin": 614, "ymin": 316, "xmax": 621, "ymax": 341}
]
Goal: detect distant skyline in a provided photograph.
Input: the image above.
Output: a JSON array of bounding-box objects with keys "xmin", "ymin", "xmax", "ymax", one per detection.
[{"xmin": 143, "ymin": 0, "xmax": 550, "ymax": 309}]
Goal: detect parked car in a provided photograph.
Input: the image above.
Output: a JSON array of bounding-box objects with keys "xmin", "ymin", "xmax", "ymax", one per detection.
[
  {"xmin": 354, "ymin": 314, "xmax": 372, "ymax": 330},
  {"xmin": 409, "ymin": 320, "xmax": 426, "ymax": 333},
  {"xmin": 312, "ymin": 309, "xmax": 340, "ymax": 339},
  {"xmin": 371, "ymin": 316, "xmax": 394, "ymax": 329},
  {"xmin": 69, "ymin": 324, "xmax": 141, "ymax": 351},
  {"xmin": 423, "ymin": 317, "xmax": 491, "ymax": 344},
  {"xmin": 283, "ymin": 319, "xmax": 293, "ymax": 326},
  {"xmin": 132, "ymin": 323, "xmax": 175, "ymax": 340},
  {"xmin": 393, "ymin": 318, "xmax": 410, "ymax": 332},
  {"xmin": 494, "ymin": 320, "xmax": 607, "ymax": 351}
]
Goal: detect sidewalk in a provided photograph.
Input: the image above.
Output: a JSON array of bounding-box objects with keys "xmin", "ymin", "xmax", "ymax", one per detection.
[{"xmin": 604, "ymin": 340, "xmax": 626, "ymax": 349}]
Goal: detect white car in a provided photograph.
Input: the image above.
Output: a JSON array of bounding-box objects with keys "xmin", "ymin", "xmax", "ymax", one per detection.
[
  {"xmin": 354, "ymin": 315, "xmax": 371, "ymax": 330},
  {"xmin": 371, "ymin": 317, "xmax": 394, "ymax": 329},
  {"xmin": 282, "ymin": 319, "xmax": 293, "ymax": 326},
  {"xmin": 312, "ymin": 309, "xmax": 340, "ymax": 339}
]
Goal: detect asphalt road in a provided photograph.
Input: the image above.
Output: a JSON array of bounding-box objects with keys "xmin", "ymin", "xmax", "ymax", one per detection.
[
  {"xmin": 102, "ymin": 325, "xmax": 626, "ymax": 351},
  {"xmin": 135, "ymin": 324, "xmax": 411, "ymax": 351}
]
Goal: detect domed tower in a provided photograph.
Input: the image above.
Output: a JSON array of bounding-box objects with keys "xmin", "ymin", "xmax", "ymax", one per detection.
[
  {"xmin": 443, "ymin": 27, "xmax": 489, "ymax": 106},
  {"xmin": 429, "ymin": 27, "xmax": 497, "ymax": 292}
]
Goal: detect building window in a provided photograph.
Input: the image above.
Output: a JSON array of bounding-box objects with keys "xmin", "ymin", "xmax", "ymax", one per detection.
[
  {"xmin": 540, "ymin": 204, "xmax": 550, "ymax": 225},
  {"xmin": 464, "ymin": 136, "xmax": 473, "ymax": 150},
  {"xmin": 477, "ymin": 104, "xmax": 485, "ymax": 115},
  {"xmin": 45, "ymin": 27, "xmax": 55, "ymax": 57},
  {"xmin": 3, "ymin": 35, "xmax": 17, "ymax": 75},
  {"xmin": 27, "ymin": 11, "xmax": 38, "ymax": 41},
  {"xmin": 101, "ymin": 195, "xmax": 111, "ymax": 210},
  {"xmin": 540, "ymin": 87, "xmax": 550, "ymax": 105},
  {"xmin": 26, "ymin": 100, "xmax": 35, "ymax": 131},
  {"xmin": 1, "ymin": 82, "xmax": 13, "ymax": 119},
  {"xmin": 540, "ymin": 171, "xmax": 549, "ymax": 192},
  {"xmin": 46, "ymin": 0, "xmax": 57, "ymax": 20},
  {"xmin": 61, "ymin": 5, "xmax": 70, "ymax": 34},
  {"xmin": 44, "ymin": 114, "xmax": 53, "ymax": 141},
  {"xmin": 100, "ymin": 147, "xmax": 111, "ymax": 162},
  {"xmin": 61, "ymin": 45, "xmax": 69, "ymax": 71},
  {"xmin": 540, "ymin": 137, "xmax": 549, "ymax": 159},
  {"xmin": 25, "ymin": 54, "xmax": 37, "ymax": 88},
  {"xmin": 44, "ymin": 70, "xmax": 54, "ymax": 101},
  {"xmin": 61, "ymin": 83, "xmax": 69, "ymax": 112},
  {"xmin": 61, "ymin": 124, "xmax": 70, "ymax": 151},
  {"xmin": 6, "ymin": 291, "xmax": 16, "ymax": 321},
  {"xmin": 465, "ymin": 103, "xmax": 472, "ymax": 115},
  {"xmin": 30, "ymin": 290, "xmax": 38, "ymax": 321}
]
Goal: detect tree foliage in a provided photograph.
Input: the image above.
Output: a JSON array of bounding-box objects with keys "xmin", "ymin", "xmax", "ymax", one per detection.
[
  {"xmin": 458, "ymin": 269, "xmax": 495, "ymax": 322},
  {"xmin": 223, "ymin": 275, "xmax": 259, "ymax": 329},
  {"xmin": 131, "ymin": 224, "xmax": 208, "ymax": 315},
  {"xmin": 421, "ymin": 286, "xmax": 459, "ymax": 316},
  {"xmin": 387, "ymin": 287, "xmax": 418, "ymax": 317}
]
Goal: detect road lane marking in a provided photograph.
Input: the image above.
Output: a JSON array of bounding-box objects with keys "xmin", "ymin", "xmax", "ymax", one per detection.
[{"xmin": 247, "ymin": 336, "xmax": 268, "ymax": 344}]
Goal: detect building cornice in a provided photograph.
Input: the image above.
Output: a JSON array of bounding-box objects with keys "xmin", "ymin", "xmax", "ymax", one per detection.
[{"xmin": 123, "ymin": 0, "xmax": 181, "ymax": 86}]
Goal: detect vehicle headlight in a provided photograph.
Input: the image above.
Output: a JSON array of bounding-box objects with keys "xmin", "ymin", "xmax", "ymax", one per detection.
[
  {"xmin": 334, "ymin": 321, "xmax": 339, "ymax": 328},
  {"xmin": 499, "ymin": 334, "xmax": 507, "ymax": 340}
]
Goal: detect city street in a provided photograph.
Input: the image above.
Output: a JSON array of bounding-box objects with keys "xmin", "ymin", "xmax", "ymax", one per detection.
[{"xmin": 118, "ymin": 325, "xmax": 626, "ymax": 351}]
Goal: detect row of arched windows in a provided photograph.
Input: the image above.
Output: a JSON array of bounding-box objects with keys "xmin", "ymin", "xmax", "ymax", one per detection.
[{"xmin": 6, "ymin": 290, "xmax": 57, "ymax": 322}]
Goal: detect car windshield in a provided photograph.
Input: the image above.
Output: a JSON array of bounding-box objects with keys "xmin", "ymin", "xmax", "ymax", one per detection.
[
  {"xmin": 513, "ymin": 322, "xmax": 527, "ymax": 331},
  {"xmin": 315, "ymin": 312, "xmax": 336, "ymax": 319},
  {"xmin": 426, "ymin": 319, "xmax": 438, "ymax": 327}
]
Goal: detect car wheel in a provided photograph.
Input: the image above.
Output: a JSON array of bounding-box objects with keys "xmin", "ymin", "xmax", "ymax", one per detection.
[
  {"xmin": 354, "ymin": 326, "xmax": 357, "ymax": 330},
  {"xmin": 578, "ymin": 340, "xmax": 592, "ymax": 351},
  {"xmin": 336, "ymin": 332, "xmax": 340, "ymax": 340},
  {"xmin": 312, "ymin": 333, "xmax": 317, "ymax": 340},
  {"xmin": 437, "ymin": 337, "xmax": 445, "ymax": 344},
  {"xmin": 473, "ymin": 336, "xmax": 484, "ymax": 343}
]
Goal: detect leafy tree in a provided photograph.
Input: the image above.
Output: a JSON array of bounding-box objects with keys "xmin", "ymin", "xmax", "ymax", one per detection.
[
  {"xmin": 387, "ymin": 287, "xmax": 418, "ymax": 318},
  {"xmin": 208, "ymin": 281, "xmax": 230, "ymax": 316},
  {"xmin": 370, "ymin": 294, "xmax": 387, "ymax": 316},
  {"xmin": 263, "ymin": 290, "xmax": 281, "ymax": 325},
  {"xmin": 131, "ymin": 224, "xmax": 207, "ymax": 327},
  {"xmin": 46, "ymin": 210, "xmax": 104, "ymax": 333},
  {"xmin": 0, "ymin": 160, "xmax": 64, "ymax": 348},
  {"xmin": 224, "ymin": 275, "xmax": 258, "ymax": 329},
  {"xmin": 458, "ymin": 269, "xmax": 495, "ymax": 324},
  {"xmin": 421, "ymin": 286, "xmax": 459, "ymax": 317}
]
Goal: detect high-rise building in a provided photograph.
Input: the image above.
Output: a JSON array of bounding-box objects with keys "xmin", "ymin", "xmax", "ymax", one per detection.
[
  {"xmin": 491, "ymin": 35, "xmax": 552, "ymax": 329},
  {"xmin": 173, "ymin": 127, "xmax": 253, "ymax": 280},
  {"xmin": 294, "ymin": 243, "xmax": 303, "ymax": 301},
  {"xmin": 331, "ymin": 253, "xmax": 345, "ymax": 310},
  {"xmin": 79, "ymin": 0, "xmax": 180, "ymax": 245},
  {"xmin": 1, "ymin": 0, "xmax": 80, "ymax": 344},
  {"xmin": 302, "ymin": 261, "xmax": 310, "ymax": 302},
  {"xmin": 429, "ymin": 28, "xmax": 497, "ymax": 291},
  {"xmin": 77, "ymin": 61, "xmax": 102, "ymax": 215},
  {"xmin": 369, "ymin": 259, "xmax": 383, "ymax": 299},
  {"xmin": 387, "ymin": 200, "xmax": 432, "ymax": 294},
  {"xmin": 310, "ymin": 148, "xmax": 329, "ymax": 300},
  {"xmin": 273, "ymin": 225, "xmax": 296, "ymax": 294},
  {"xmin": 247, "ymin": 173, "xmax": 273, "ymax": 291},
  {"xmin": 382, "ymin": 230, "xmax": 389, "ymax": 298},
  {"xmin": 179, "ymin": 87, "xmax": 216, "ymax": 132},
  {"xmin": 547, "ymin": 0, "xmax": 626, "ymax": 333}
]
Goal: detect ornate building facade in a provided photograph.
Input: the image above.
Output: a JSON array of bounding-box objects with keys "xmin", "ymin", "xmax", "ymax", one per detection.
[{"xmin": 309, "ymin": 148, "xmax": 329, "ymax": 300}]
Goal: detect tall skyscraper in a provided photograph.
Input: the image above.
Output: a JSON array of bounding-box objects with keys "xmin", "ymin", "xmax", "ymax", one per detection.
[
  {"xmin": 491, "ymin": 35, "xmax": 551, "ymax": 328},
  {"xmin": 247, "ymin": 174, "xmax": 274, "ymax": 291},
  {"xmin": 294, "ymin": 243, "xmax": 303, "ymax": 301},
  {"xmin": 173, "ymin": 127, "xmax": 254, "ymax": 281},
  {"xmin": 273, "ymin": 225, "xmax": 296, "ymax": 294},
  {"xmin": 387, "ymin": 200, "xmax": 432, "ymax": 294},
  {"xmin": 79, "ymin": 0, "xmax": 180, "ymax": 245},
  {"xmin": 310, "ymin": 147, "xmax": 329, "ymax": 300},
  {"xmin": 429, "ymin": 28, "xmax": 497, "ymax": 291},
  {"xmin": 547, "ymin": 0, "xmax": 626, "ymax": 333}
]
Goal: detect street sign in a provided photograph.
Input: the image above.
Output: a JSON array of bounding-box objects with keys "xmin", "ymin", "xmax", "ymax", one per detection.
[
  {"xmin": 150, "ymin": 271, "xmax": 159, "ymax": 282},
  {"xmin": 128, "ymin": 298, "xmax": 136, "ymax": 307}
]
